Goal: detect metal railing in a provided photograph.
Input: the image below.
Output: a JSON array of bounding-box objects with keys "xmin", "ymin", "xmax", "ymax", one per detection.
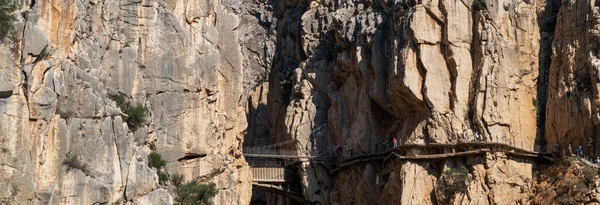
[{"xmin": 251, "ymin": 167, "xmax": 286, "ymax": 183}]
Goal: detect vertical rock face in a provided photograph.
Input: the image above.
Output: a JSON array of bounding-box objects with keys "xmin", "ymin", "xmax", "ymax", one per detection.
[
  {"xmin": 0, "ymin": 0, "xmax": 273, "ymax": 204},
  {"xmin": 271, "ymin": 0, "xmax": 542, "ymax": 154},
  {"xmin": 266, "ymin": 0, "xmax": 546, "ymax": 204},
  {"xmin": 3, "ymin": 0, "xmax": 600, "ymax": 203},
  {"xmin": 545, "ymin": 0, "xmax": 600, "ymax": 157}
]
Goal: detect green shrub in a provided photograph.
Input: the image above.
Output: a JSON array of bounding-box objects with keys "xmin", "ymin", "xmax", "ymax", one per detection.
[
  {"xmin": 442, "ymin": 167, "xmax": 470, "ymax": 196},
  {"xmin": 175, "ymin": 182, "xmax": 219, "ymax": 205},
  {"xmin": 582, "ymin": 166, "xmax": 598, "ymax": 183},
  {"xmin": 171, "ymin": 174, "xmax": 184, "ymax": 187},
  {"xmin": 254, "ymin": 71, "xmax": 268, "ymax": 88},
  {"xmin": 64, "ymin": 154, "xmax": 88, "ymax": 173},
  {"xmin": 109, "ymin": 93, "xmax": 127, "ymax": 107},
  {"xmin": 148, "ymin": 152, "xmax": 169, "ymax": 184},
  {"xmin": 575, "ymin": 74, "xmax": 592, "ymax": 92},
  {"xmin": 559, "ymin": 158, "xmax": 573, "ymax": 170},
  {"xmin": 558, "ymin": 196, "xmax": 578, "ymax": 205},
  {"xmin": 0, "ymin": 0, "xmax": 18, "ymax": 42},
  {"xmin": 556, "ymin": 177, "xmax": 589, "ymax": 204},
  {"xmin": 556, "ymin": 178, "xmax": 576, "ymax": 196},
  {"xmin": 108, "ymin": 93, "xmax": 148, "ymax": 130},
  {"xmin": 148, "ymin": 152, "xmax": 167, "ymax": 169},
  {"xmin": 158, "ymin": 172, "xmax": 169, "ymax": 184},
  {"xmin": 126, "ymin": 104, "xmax": 148, "ymax": 129},
  {"xmin": 474, "ymin": 0, "xmax": 488, "ymax": 11},
  {"xmin": 279, "ymin": 69, "xmax": 293, "ymax": 90},
  {"xmin": 279, "ymin": 76, "xmax": 292, "ymax": 89},
  {"xmin": 168, "ymin": 173, "xmax": 218, "ymax": 204}
]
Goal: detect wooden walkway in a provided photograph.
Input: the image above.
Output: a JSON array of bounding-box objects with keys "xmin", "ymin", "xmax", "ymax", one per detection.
[
  {"xmin": 244, "ymin": 141, "xmax": 556, "ymax": 202},
  {"xmin": 330, "ymin": 143, "xmax": 554, "ymax": 173}
]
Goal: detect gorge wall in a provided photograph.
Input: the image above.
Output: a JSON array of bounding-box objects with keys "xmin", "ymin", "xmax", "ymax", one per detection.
[
  {"xmin": 545, "ymin": 0, "xmax": 600, "ymax": 157},
  {"xmin": 0, "ymin": 0, "xmax": 275, "ymax": 204},
  {"xmin": 257, "ymin": 0, "xmax": 569, "ymax": 204},
  {"xmin": 4, "ymin": 0, "xmax": 600, "ymax": 204}
]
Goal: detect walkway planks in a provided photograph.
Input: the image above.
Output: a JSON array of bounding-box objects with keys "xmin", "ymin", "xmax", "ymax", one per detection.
[{"xmin": 244, "ymin": 141, "xmax": 557, "ymax": 202}]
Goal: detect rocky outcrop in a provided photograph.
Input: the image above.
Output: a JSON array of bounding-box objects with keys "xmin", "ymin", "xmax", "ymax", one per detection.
[
  {"xmin": 265, "ymin": 0, "xmax": 549, "ymax": 204},
  {"xmin": 0, "ymin": 0, "xmax": 273, "ymax": 204}
]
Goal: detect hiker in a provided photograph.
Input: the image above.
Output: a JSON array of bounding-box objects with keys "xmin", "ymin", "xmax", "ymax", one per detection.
[
  {"xmin": 313, "ymin": 147, "xmax": 318, "ymax": 156},
  {"xmin": 568, "ymin": 144, "xmax": 573, "ymax": 156},
  {"xmin": 596, "ymin": 157, "xmax": 600, "ymax": 167},
  {"xmin": 393, "ymin": 138, "xmax": 398, "ymax": 148},
  {"xmin": 577, "ymin": 146, "xmax": 584, "ymax": 157},
  {"xmin": 554, "ymin": 144, "xmax": 559, "ymax": 153}
]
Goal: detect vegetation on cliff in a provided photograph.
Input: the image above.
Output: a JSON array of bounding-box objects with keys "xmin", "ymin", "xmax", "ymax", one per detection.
[
  {"xmin": 149, "ymin": 152, "xmax": 219, "ymax": 204},
  {"xmin": 109, "ymin": 93, "xmax": 149, "ymax": 130},
  {"xmin": 473, "ymin": 0, "xmax": 488, "ymax": 11},
  {"xmin": 172, "ymin": 176, "xmax": 219, "ymax": 205},
  {"xmin": 63, "ymin": 153, "xmax": 89, "ymax": 174},
  {"xmin": 148, "ymin": 151, "xmax": 169, "ymax": 184},
  {"xmin": 0, "ymin": 0, "xmax": 18, "ymax": 41},
  {"xmin": 535, "ymin": 158, "xmax": 598, "ymax": 205},
  {"xmin": 440, "ymin": 167, "xmax": 470, "ymax": 197}
]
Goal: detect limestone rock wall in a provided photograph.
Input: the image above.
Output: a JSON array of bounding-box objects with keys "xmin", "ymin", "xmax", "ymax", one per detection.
[
  {"xmin": 545, "ymin": 0, "xmax": 600, "ymax": 157},
  {"xmin": 0, "ymin": 0, "xmax": 272, "ymax": 204},
  {"xmin": 266, "ymin": 0, "xmax": 551, "ymax": 204}
]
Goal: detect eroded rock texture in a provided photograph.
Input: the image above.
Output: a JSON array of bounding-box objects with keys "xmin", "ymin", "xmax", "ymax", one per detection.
[
  {"xmin": 0, "ymin": 0, "xmax": 274, "ymax": 204},
  {"xmin": 265, "ymin": 0, "xmax": 553, "ymax": 204},
  {"xmin": 4, "ymin": 0, "xmax": 600, "ymax": 203},
  {"xmin": 545, "ymin": 0, "xmax": 600, "ymax": 157}
]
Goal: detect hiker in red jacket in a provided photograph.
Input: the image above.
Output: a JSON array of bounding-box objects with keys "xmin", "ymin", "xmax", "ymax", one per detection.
[{"xmin": 393, "ymin": 138, "xmax": 398, "ymax": 148}]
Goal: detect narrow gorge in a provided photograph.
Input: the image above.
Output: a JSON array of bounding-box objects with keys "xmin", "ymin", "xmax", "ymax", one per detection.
[{"xmin": 2, "ymin": 0, "xmax": 600, "ymax": 204}]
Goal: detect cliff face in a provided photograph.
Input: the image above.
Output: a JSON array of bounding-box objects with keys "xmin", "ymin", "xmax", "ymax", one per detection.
[
  {"xmin": 264, "ymin": 0, "xmax": 555, "ymax": 204},
  {"xmin": 545, "ymin": 0, "xmax": 600, "ymax": 157},
  {"xmin": 270, "ymin": 0, "xmax": 544, "ymax": 158},
  {"xmin": 4, "ymin": 0, "xmax": 600, "ymax": 204},
  {"xmin": 0, "ymin": 0, "xmax": 272, "ymax": 204}
]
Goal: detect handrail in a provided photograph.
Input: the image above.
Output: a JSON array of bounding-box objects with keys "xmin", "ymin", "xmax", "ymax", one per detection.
[
  {"xmin": 243, "ymin": 141, "xmax": 552, "ymax": 162},
  {"xmin": 246, "ymin": 140, "xmax": 558, "ymax": 202}
]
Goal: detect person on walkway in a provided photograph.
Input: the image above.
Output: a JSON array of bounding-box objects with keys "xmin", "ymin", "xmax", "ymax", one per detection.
[
  {"xmin": 578, "ymin": 146, "xmax": 584, "ymax": 157},
  {"xmin": 393, "ymin": 138, "xmax": 398, "ymax": 148},
  {"xmin": 568, "ymin": 144, "xmax": 573, "ymax": 156},
  {"xmin": 554, "ymin": 144, "xmax": 559, "ymax": 154},
  {"xmin": 596, "ymin": 157, "xmax": 600, "ymax": 167}
]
